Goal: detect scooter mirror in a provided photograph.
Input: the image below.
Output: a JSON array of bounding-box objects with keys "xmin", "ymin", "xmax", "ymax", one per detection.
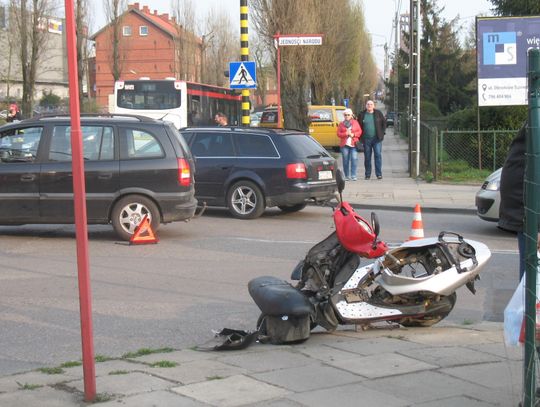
[
  {"xmin": 371, "ymin": 212, "xmax": 380, "ymax": 239},
  {"xmin": 336, "ymin": 169, "xmax": 345, "ymax": 194}
]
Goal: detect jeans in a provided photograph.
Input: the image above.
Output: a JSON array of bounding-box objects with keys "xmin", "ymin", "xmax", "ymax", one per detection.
[
  {"xmin": 363, "ymin": 137, "xmax": 382, "ymax": 178},
  {"xmin": 340, "ymin": 145, "xmax": 358, "ymax": 179}
]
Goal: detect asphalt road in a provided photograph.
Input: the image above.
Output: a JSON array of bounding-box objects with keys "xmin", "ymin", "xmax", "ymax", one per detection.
[{"xmin": 0, "ymin": 206, "xmax": 519, "ymax": 376}]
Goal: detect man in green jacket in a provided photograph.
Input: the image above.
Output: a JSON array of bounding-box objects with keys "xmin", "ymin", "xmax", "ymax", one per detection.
[{"xmin": 357, "ymin": 100, "xmax": 386, "ymax": 180}]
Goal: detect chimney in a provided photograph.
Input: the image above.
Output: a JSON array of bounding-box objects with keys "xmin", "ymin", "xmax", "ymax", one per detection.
[
  {"xmin": 129, "ymin": 2, "xmax": 139, "ymax": 10},
  {"xmin": 153, "ymin": 10, "xmax": 158, "ymax": 15},
  {"xmin": 142, "ymin": 5, "xmax": 149, "ymax": 13}
]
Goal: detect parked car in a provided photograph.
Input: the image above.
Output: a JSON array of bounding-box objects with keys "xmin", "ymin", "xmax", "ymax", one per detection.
[
  {"xmin": 250, "ymin": 111, "xmax": 263, "ymax": 127},
  {"xmin": 0, "ymin": 114, "xmax": 197, "ymax": 240},
  {"xmin": 386, "ymin": 111, "xmax": 396, "ymax": 126},
  {"xmin": 181, "ymin": 126, "xmax": 337, "ymax": 219},
  {"xmin": 475, "ymin": 168, "xmax": 501, "ymax": 222}
]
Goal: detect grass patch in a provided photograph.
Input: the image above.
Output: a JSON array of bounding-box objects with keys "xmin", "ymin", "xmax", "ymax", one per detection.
[
  {"xmin": 60, "ymin": 360, "xmax": 82, "ymax": 368},
  {"xmin": 149, "ymin": 360, "xmax": 178, "ymax": 368},
  {"xmin": 109, "ymin": 370, "xmax": 129, "ymax": 375},
  {"xmin": 206, "ymin": 375, "xmax": 224, "ymax": 381},
  {"xmin": 94, "ymin": 354, "xmax": 114, "ymax": 363},
  {"xmin": 16, "ymin": 382, "xmax": 43, "ymax": 390},
  {"xmin": 38, "ymin": 367, "xmax": 64, "ymax": 375},
  {"xmin": 122, "ymin": 347, "xmax": 174, "ymax": 359},
  {"xmin": 93, "ymin": 392, "xmax": 114, "ymax": 403},
  {"xmin": 462, "ymin": 319, "xmax": 474, "ymax": 325},
  {"xmin": 438, "ymin": 160, "xmax": 491, "ymax": 184}
]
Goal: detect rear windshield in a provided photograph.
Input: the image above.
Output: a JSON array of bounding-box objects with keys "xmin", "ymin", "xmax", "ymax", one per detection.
[
  {"xmin": 169, "ymin": 125, "xmax": 192, "ymax": 158},
  {"xmin": 283, "ymin": 134, "xmax": 332, "ymax": 158},
  {"xmin": 261, "ymin": 110, "xmax": 278, "ymax": 124}
]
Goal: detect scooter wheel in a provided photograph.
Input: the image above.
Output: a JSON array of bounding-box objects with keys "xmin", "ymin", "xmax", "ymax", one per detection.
[
  {"xmin": 399, "ymin": 292, "xmax": 457, "ymax": 327},
  {"xmin": 256, "ymin": 314, "xmax": 318, "ymax": 334}
]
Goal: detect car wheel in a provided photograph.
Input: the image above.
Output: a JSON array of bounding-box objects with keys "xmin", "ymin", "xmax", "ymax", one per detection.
[
  {"xmin": 111, "ymin": 195, "xmax": 161, "ymax": 241},
  {"xmin": 278, "ymin": 203, "xmax": 307, "ymax": 213},
  {"xmin": 227, "ymin": 180, "xmax": 265, "ymax": 219}
]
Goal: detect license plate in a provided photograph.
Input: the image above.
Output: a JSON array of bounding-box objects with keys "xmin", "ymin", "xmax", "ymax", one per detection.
[{"xmin": 318, "ymin": 170, "xmax": 332, "ymax": 180}]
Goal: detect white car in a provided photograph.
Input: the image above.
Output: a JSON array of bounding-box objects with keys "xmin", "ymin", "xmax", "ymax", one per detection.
[{"xmin": 475, "ymin": 168, "xmax": 501, "ymax": 222}]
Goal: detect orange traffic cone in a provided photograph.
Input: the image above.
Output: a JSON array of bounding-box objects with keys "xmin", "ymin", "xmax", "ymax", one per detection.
[
  {"xmin": 408, "ymin": 204, "xmax": 424, "ymax": 241},
  {"xmin": 130, "ymin": 215, "xmax": 159, "ymax": 245}
]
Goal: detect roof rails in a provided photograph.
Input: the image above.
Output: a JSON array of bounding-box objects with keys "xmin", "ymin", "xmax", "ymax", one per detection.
[{"xmin": 28, "ymin": 113, "xmax": 157, "ymax": 122}]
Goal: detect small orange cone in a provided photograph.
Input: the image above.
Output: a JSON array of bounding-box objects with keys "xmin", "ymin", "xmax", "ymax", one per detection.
[
  {"xmin": 408, "ymin": 204, "xmax": 424, "ymax": 241},
  {"xmin": 130, "ymin": 215, "xmax": 158, "ymax": 245}
]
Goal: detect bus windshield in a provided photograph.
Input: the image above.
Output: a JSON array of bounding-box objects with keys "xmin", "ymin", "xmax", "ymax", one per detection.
[{"xmin": 117, "ymin": 81, "xmax": 181, "ymax": 110}]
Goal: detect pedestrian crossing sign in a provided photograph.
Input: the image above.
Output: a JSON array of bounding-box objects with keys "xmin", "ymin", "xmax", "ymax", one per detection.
[{"xmin": 229, "ymin": 61, "xmax": 257, "ymax": 89}]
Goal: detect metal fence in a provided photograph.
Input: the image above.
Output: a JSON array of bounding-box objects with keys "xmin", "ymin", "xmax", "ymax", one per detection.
[{"xmin": 397, "ymin": 114, "xmax": 517, "ymax": 180}]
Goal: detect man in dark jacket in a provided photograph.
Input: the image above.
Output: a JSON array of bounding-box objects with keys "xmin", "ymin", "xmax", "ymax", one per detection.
[
  {"xmin": 357, "ymin": 100, "xmax": 386, "ymax": 180},
  {"xmin": 498, "ymin": 124, "xmax": 540, "ymax": 279}
]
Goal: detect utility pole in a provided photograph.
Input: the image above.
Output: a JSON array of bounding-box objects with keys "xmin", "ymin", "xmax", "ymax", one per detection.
[
  {"xmin": 240, "ymin": 0, "xmax": 250, "ymax": 125},
  {"xmin": 408, "ymin": 0, "xmax": 421, "ymax": 178},
  {"xmin": 393, "ymin": 8, "xmax": 399, "ymax": 125}
]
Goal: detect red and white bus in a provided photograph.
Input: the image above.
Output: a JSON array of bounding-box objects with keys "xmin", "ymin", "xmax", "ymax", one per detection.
[{"xmin": 111, "ymin": 78, "xmax": 242, "ymax": 128}]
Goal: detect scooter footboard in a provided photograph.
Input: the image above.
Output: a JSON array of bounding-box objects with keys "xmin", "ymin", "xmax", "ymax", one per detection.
[{"xmin": 248, "ymin": 276, "xmax": 313, "ymax": 317}]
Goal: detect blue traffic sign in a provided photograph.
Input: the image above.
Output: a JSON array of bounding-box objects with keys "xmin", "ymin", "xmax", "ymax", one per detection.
[{"xmin": 229, "ymin": 61, "xmax": 257, "ymax": 89}]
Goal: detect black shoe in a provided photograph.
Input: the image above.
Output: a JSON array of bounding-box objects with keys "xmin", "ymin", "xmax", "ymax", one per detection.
[
  {"xmin": 377, "ymin": 176, "xmax": 383, "ymax": 180},
  {"xmin": 365, "ymin": 176, "xmax": 370, "ymax": 180}
]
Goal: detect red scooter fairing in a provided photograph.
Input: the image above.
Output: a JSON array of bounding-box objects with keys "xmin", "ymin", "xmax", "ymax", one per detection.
[{"xmin": 334, "ymin": 201, "xmax": 388, "ymax": 258}]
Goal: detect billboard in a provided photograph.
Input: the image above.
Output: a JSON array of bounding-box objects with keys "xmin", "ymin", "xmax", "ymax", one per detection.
[{"xmin": 477, "ymin": 16, "xmax": 540, "ymax": 106}]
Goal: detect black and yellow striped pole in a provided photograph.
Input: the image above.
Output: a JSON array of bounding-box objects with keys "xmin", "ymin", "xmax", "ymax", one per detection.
[{"xmin": 240, "ymin": 0, "xmax": 250, "ymax": 126}]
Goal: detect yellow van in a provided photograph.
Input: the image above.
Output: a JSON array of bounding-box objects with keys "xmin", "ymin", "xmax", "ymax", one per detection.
[
  {"xmin": 259, "ymin": 105, "xmax": 347, "ymax": 151},
  {"xmin": 308, "ymin": 105, "xmax": 346, "ymax": 151}
]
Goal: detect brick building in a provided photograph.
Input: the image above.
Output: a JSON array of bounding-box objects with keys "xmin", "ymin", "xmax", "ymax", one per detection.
[{"xmin": 91, "ymin": 2, "xmax": 202, "ymax": 108}]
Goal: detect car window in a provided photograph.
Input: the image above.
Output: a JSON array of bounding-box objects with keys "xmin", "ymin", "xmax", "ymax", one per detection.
[
  {"xmin": 122, "ymin": 128, "xmax": 165, "ymax": 159},
  {"xmin": 0, "ymin": 126, "xmax": 43, "ymax": 162},
  {"xmin": 261, "ymin": 110, "xmax": 278, "ymax": 124},
  {"xmin": 308, "ymin": 108, "xmax": 333, "ymax": 122},
  {"xmin": 234, "ymin": 133, "xmax": 278, "ymax": 158},
  {"xmin": 284, "ymin": 134, "xmax": 332, "ymax": 158},
  {"xmin": 192, "ymin": 132, "xmax": 234, "ymax": 157},
  {"xmin": 49, "ymin": 126, "xmax": 115, "ymax": 161}
]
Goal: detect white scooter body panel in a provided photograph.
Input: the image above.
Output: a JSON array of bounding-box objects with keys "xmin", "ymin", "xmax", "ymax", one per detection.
[{"xmin": 377, "ymin": 238, "xmax": 491, "ymax": 296}]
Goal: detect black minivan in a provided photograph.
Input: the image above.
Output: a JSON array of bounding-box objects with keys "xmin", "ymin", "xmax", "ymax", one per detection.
[
  {"xmin": 182, "ymin": 126, "xmax": 337, "ymax": 219},
  {"xmin": 0, "ymin": 115, "xmax": 197, "ymax": 240}
]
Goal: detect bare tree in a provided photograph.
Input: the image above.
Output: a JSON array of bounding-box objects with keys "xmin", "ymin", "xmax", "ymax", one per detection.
[
  {"xmin": 203, "ymin": 8, "xmax": 237, "ymax": 87},
  {"xmin": 171, "ymin": 0, "xmax": 199, "ymax": 81},
  {"xmin": 250, "ymin": 34, "xmax": 272, "ymax": 108},
  {"xmin": 103, "ymin": 0, "xmax": 126, "ymax": 81},
  {"xmin": 0, "ymin": 5, "xmax": 17, "ymax": 99},
  {"xmin": 10, "ymin": 0, "xmax": 54, "ymax": 117},
  {"xmin": 76, "ymin": 0, "xmax": 91, "ymax": 105}
]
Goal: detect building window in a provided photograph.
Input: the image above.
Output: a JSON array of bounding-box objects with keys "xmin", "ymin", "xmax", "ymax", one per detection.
[
  {"xmin": 139, "ymin": 26, "xmax": 148, "ymax": 36},
  {"xmin": 122, "ymin": 26, "xmax": 131, "ymax": 36}
]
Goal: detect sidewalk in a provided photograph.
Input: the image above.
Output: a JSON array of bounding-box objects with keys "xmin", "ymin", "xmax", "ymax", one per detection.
[
  {"xmin": 0, "ymin": 126, "xmax": 521, "ymax": 407},
  {"xmin": 0, "ymin": 322, "xmax": 523, "ymax": 406},
  {"xmin": 341, "ymin": 125, "xmax": 479, "ymax": 213}
]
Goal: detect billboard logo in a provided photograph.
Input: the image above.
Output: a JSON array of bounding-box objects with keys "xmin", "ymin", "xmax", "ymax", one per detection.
[{"xmin": 483, "ymin": 32, "xmax": 517, "ymax": 65}]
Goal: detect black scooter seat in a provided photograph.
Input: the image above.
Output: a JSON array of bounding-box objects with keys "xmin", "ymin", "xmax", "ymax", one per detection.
[{"xmin": 248, "ymin": 276, "xmax": 313, "ymax": 317}]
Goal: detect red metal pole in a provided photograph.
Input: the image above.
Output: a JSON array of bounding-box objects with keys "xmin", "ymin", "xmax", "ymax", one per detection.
[
  {"xmin": 64, "ymin": 0, "xmax": 96, "ymax": 401},
  {"xmin": 275, "ymin": 33, "xmax": 282, "ymax": 129}
]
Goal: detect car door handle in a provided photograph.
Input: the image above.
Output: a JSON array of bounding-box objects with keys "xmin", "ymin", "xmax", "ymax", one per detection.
[
  {"xmin": 219, "ymin": 166, "xmax": 231, "ymax": 170},
  {"xmin": 20, "ymin": 174, "xmax": 36, "ymax": 182},
  {"xmin": 98, "ymin": 173, "xmax": 113, "ymax": 180}
]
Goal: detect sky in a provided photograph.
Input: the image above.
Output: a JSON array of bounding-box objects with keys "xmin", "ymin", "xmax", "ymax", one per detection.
[{"xmin": 90, "ymin": 0, "xmax": 494, "ymax": 70}]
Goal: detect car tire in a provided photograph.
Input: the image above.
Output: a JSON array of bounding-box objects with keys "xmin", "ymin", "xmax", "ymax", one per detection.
[
  {"xmin": 111, "ymin": 195, "xmax": 161, "ymax": 241},
  {"xmin": 227, "ymin": 180, "xmax": 265, "ymax": 219},
  {"xmin": 278, "ymin": 203, "xmax": 307, "ymax": 213}
]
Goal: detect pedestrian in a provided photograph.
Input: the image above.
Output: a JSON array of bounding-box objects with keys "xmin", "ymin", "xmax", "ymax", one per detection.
[
  {"xmin": 498, "ymin": 123, "xmax": 540, "ymax": 280},
  {"xmin": 357, "ymin": 100, "xmax": 386, "ymax": 180},
  {"xmin": 214, "ymin": 112, "xmax": 228, "ymax": 126},
  {"xmin": 6, "ymin": 103, "xmax": 22, "ymax": 123},
  {"xmin": 337, "ymin": 108, "xmax": 362, "ymax": 181}
]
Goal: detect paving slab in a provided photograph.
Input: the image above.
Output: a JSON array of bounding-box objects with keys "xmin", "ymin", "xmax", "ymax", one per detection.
[
  {"xmin": 324, "ymin": 352, "xmax": 437, "ymax": 379},
  {"xmin": 323, "ymin": 335, "xmax": 425, "ymax": 355},
  {"xmin": 440, "ymin": 360, "xmax": 522, "ymax": 390},
  {"xmin": 0, "ymin": 386, "xmax": 82, "ymax": 407},
  {"xmin": 287, "ymin": 382, "xmax": 408, "ymax": 407},
  {"xmin": 0, "ymin": 370, "xmax": 74, "ymax": 393},
  {"xmin": 251, "ymin": 364, "xmax": 362, "ymax": 392},
  {"xmin": 96, "ymin": 390, "xmax": 208, "ymax": 406},
  {"xmin": 217, "ymin": 349, "xmax": 316, "ymax": 373},
  {"xmin": 414, "ymin": 396, "xmax": 495, "ymax": 407},
  {"xmin": 68, "ymin": 371, "xmax": 173, "ymax": 396},
  {"xmin": 398, "ymin": 345, "xmax": 503, "ymax": 367},
  {"xmin": 172, "ymin": 375, "xmax": 290, "ymax": 407},
  {"xmin": 125, "ymin": 349, "xmax": 218, "ymax": 364},
  {"xmin": 140, "ymin": 359, "xmax": 247, "ymax": 385}
]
